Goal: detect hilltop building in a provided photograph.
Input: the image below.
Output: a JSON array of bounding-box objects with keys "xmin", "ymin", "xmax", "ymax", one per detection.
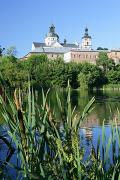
[{"xmin": 23, "ymin": 24, "xmax": 120, "ymax": 64}]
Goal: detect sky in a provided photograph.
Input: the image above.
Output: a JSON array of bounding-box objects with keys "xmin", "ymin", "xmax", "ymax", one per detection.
[{"xmin": 0, "ymin": 0, "xmax": 120, "ymax": 57}]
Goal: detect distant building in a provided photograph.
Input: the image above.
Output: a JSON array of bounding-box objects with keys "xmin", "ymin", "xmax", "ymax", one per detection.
[
  {"xmin": 23, "ymin": 24, "xmax": 78, "ymax": 60},
  {"xmin": 81, "ymin": 27, "xmax": 92, "ymax": 50},
  {"xmin": 22, "ymin": 24, "xmax": 120, "ymax": 64},
  {"xmin": 64, "ymin": 49, "xmax": 98, "ymax": 64}
]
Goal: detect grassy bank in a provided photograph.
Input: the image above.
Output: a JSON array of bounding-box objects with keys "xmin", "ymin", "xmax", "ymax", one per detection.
[{"xmin": 102, "ymin": 84, "xmax": 120, "ymax": 90}]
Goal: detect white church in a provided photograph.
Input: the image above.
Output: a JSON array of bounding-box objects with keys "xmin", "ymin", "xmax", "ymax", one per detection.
[{"xmin": 23, "ymin": 24, "xmax": 120, "ymax": 64}]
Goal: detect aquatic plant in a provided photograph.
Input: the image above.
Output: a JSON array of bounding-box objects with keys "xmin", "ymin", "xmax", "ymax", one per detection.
[{"xmin": 0, "ymin": 81, "xmax": 120, "ymax": 179}]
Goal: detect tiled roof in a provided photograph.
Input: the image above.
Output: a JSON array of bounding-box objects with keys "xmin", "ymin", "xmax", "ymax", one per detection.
[
  {"xmin": 61, "ymin": 43, "xmax": 79, "ymax": 48},
  {"xmin": 33, "ymin": 42, "xmax": 79, "ymax": 48},
  {"xmin": 33, "ymin": 42, "xmax": 46, "ymax": 47},
  {"xmin": 31, "ymin": 46, "xmax": 74, "ymax": 54}
]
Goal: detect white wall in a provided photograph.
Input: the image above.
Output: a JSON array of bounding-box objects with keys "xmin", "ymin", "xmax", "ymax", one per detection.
[{"xmin": 64, "ymin": 52, "xmax": 71, "ymax": 62}]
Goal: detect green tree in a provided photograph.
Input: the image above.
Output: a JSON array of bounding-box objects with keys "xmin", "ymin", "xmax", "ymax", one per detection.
[
  {"xmin": 0, "ymin": 57, "xmax": 17, "ymax": 87},
  {"xmin": 6, "ymin": 46, "xmax": 17, "ymax": 57},
  {"xmin": 48, "ymin": 58, "xmax": 67, "ymax": 87},
  {"xmin": 96, "ymin": 52, "xmax": 115, "ymax": 72},
  {"xmin": 0, "ymin": 45, "xmax": 5, "ymax": 56},
  {"xmin": 78, "ymin": 72, "xmax": 91, "ymax": 89},
  {"xmin": 107, "ymin": 70, "xmax": 120, "ymax": 84},
  {"xmin": 97, "ymin": 47, "xmax": 108, "ymax": 50},
  {"xmin": 21, "ymin": 54, "xmax": 49, "ymax": 88}
]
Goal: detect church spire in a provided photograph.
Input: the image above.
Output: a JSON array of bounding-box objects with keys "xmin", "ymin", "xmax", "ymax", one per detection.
[
  {"xmin": 83, "ymin": 27, "xmax": 91, "ymax": 39},
  {"xmin": 85, "ymin": 27, "xmax": 88, "ymax": 36},
  {"xmin": 81, "ymin": 27, "xmax": 92, "ymax": 50},
  {"xmin": 49, "ymin": 24, "xmax": 55, "ymax": 34}
]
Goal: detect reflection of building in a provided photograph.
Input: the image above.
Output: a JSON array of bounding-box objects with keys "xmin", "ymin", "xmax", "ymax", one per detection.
[
  {"xmin": 22, "ymin": 24, "xmax": 120, "ymax": 64},
  {"xmin": 82, "ymin": 128, "xmax": 93, "ymax": 140},
  {"xmin": 81, "ymin": 114, "xmax": 99, "ymax": 128}
]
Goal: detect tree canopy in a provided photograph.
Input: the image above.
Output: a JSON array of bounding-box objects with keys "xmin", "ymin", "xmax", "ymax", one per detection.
[
  {"xmin": 0, "ymin": 45, "xmax": 5, "ymax": 56},
  {"xmin": 0, "ymin": 53, "xmax": 119, "ymax": 90},
  {"xmin": 96, "ymin": 52, "xmax": 115, "ymax": 72}
]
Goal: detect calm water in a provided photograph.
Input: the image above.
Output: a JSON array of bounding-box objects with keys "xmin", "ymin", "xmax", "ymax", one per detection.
[
  {"xmin": 0, "ymin": 88, "xmax": 120, "ymax": 126},
  {"xmin": 0, "ymin": 89, "xmax": 120, "ymax": 178},
  {"xmin": 43, "ymin": 88, "xmax": 120, "ymax": 147},
  {"xmin": 38, "ymin": 88, "xmax": 120, "ymax": 127}
]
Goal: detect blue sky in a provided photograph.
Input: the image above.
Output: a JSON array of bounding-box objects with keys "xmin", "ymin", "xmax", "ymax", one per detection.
[{"xmin": 0, "ymin": 0, "xmax": 120, "ymax": 57}]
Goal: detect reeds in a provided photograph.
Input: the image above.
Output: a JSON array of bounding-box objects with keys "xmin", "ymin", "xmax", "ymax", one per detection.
[{"xmin": 0, "ymin": 82, "xmax": 120, "ymax": 179}]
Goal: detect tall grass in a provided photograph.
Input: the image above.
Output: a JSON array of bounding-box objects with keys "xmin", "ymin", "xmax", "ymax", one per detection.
[{"xmin": 0, "ymin": 82, "xmax": 120, "ymax": 179}]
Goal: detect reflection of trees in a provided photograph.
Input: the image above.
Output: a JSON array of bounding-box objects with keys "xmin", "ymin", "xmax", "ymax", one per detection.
[
  {"xmin": 70, "ymin": 90, "xmax": 78, "ymax": 108},
  {"xmin": 38, "ymin": 88, "xmax": 68, "ymax": 121},
  {"xmin": 77, "ymin": 90, "xmax": 90, "ymax": 113},
  {"xmin": 37, "ymin": 88, "xmax": 120, "ymax": 127},
  {"xmin": 94, "ymin": 89, "xmax": 120, "ymax": 125},
  {"xmin": 88, "ymin": 89, "xmax": 120, "ymax": 125}
]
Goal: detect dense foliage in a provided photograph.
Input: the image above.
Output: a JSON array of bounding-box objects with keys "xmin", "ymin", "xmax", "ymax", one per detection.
[
  {"xmin": 0, "ymin": 51, "xmax": 120, "ymax": 89},
  {"xmin": 96, "ymin": 52, "xmax": 115, "ymax": 73},
  {"xmin": 0, "ymin": 45, "xmax": 5, "ymax": 56},
  {"xmin": 0, "ymin": 54, "xmax": 105, "ymax": 89}
]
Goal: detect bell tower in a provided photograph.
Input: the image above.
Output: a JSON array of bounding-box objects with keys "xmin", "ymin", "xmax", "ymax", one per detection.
[
  {"xmin": 81, "ymin": 27, "xmax": 92, "ymax": 50},
  {"xmin": 45, "ymin": 24, "xmax": 59, "ymax": 46}
]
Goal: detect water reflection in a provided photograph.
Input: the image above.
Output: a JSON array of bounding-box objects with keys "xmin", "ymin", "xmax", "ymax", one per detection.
[
  {"xmin": 0, "ymin": 88, "xmax": 120, "ymax": 127},
  {"xmin": 44, "ymin": 88, "xmax": 120, "ymax": 127}
]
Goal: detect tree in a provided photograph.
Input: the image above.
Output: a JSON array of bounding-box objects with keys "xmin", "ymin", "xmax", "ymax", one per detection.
[
  {"xmin": 107, "ymin": 70, "xmax": 120, "ymax": 84},
  {"xmin": 27, "ymin": 54, "xmax": 48, "ymax": 63},
  {"xmin": 6, "ymin": 46, "xmax": 17, "ymax": 57},
  {"xmin": 78, "ymin": 72, "xmax": 91, "ymax": 89},
  {"xmin": 0, "ymin": 45, "xmax": 5, "ymax": 56},
  {"xmin": 97, "ymin": 47, "xmax": 108, "ymax": 50},
  {"xmin": 107, "ymin": 58, "xmax": 115, "ymax": 70},
  {"xmin": 96, "ymin": 52, "xmax": 115, "ymax": 72}
]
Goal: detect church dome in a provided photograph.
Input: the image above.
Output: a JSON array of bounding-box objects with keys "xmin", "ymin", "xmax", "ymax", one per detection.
[
  {"xmin": 46, "ymin": 24, "xmax": 59, "ymax": 40},
  {"xmin": 47, "ymin": 32, "xmax": 59, "ymax": 38},
  {"xmin": 82, "ymin": 27, "xmax": 91, "ymax": 39}
]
